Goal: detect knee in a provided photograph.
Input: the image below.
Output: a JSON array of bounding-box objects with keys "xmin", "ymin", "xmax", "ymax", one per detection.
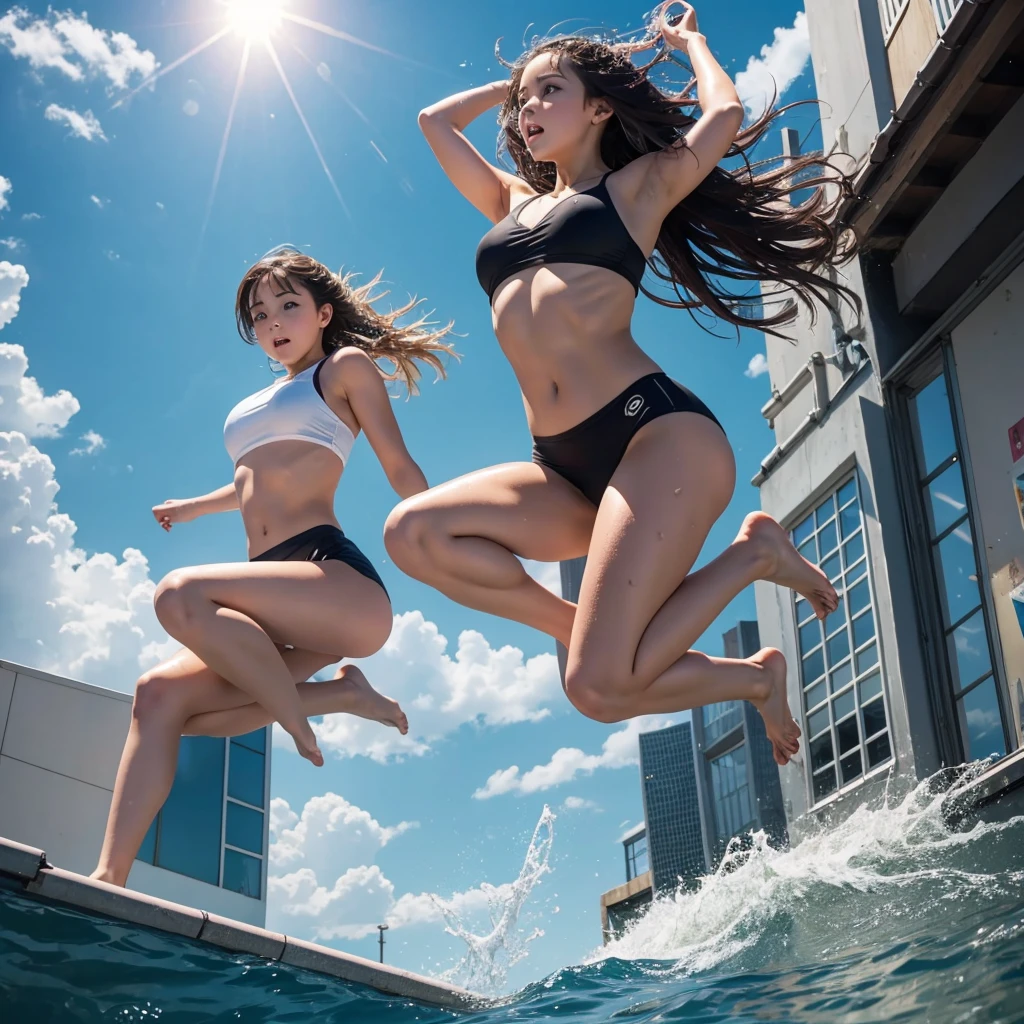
[
  {"xmin": 563, "ymin": 664, "xmax": 630, "ymax": 724},
  {"xmin": 153, "ymin": 570, "xmax": 204, "ymax": 634},
  {"xmin": 132, "ymin": 670, "xmax": 184, "ymax": 723},
  {"xmin": 384, "ymin": 501, "xmax": 445, "ymax": 573}
]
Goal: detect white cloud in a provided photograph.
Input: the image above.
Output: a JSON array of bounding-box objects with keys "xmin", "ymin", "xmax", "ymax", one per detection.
[
  {"xmin": 0, "ymin": 262, "xmax": 29, "ymax": 330},
  {"xmin": 519, "ymin": 558, "xmax": 561, "ymax": 595},
  {"xmin": 267, "ymin": 792, "xmax": 500, "ymax": 942},
  {"xmin": 473, "ymin": 716, "xmax": 673, "ymax": 799},
  {"xmin": 745, "ymin": 353, "xmax": 769, "ymax": 378},
  {"xmin": 155, "ymin": 201, "xmax": 165, "ymax": 210},
  {"xmin": 44, "ymin": 104, "xmax": 106, "ymax": 142},
  {"xmin": 0, "ymin": 237, "xmax": 22, "ymax": 251},
  {"xmin": 89, "ymin": 194, "xmax": 107, "ymax": 209},
  {"xmin": 562, "ymin": 796, "xmax": 600, "ymax": 812},
  {"xmin": 0, "ymin": 175, "xmax": 11, "ymax": 212},
  {"xmin": 21, "ymin": 213, "xmax": 41, "ymax": 221},
  {"xmin": 0, "ymin": 343, "xmax": 79, "ymax": 437},
  {"xmin": 274, "ymin": 610, "xmax": 564, "ymax": 763},
  {"xmin": 182, "ymin": 99, "xmax": 199, "ymax": 116},
  {"xmin": 735, "ymin": 11, "xmax": 811, "ymax": 119},
  {"xmin": 70, "ymin": 430, "xmax": 105, "ymax": 456},
  {"xmin": 0, "ymin": 8, "xmax": 157, "ymax": 90}
]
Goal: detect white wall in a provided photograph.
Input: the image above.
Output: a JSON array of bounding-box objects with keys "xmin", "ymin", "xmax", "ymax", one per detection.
[
  {"xmin": 0, "ymin": 660, "xmax": 266, "ymax": 925},
  {"xmin": 951, "ymin": 260, "xmax": 1024, "ymax": 746}
]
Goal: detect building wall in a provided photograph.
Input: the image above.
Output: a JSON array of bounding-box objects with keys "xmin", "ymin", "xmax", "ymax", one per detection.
[
  {"xmin": 950, "ymin": 261, "xmax": 1024, "ymax": 745},
  {"xmin": 0, "ymin": 660, "xmax": 268, "ymax": 925}
]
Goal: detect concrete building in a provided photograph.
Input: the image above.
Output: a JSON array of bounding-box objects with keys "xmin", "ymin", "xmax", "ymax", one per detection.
[
  {"xmin": 753, "ymin": 0, "xmax": 1024, "ymax": 837},
  {"xmin": 599, "ymin": 823, "xmax": 652, "ymax": 941},
  {"xmin": 0, "ymin": 659, "xmax": 271, "ymax": 925},
  {"xmin": 691, "ymin": 623, "xmax": 788, "ymax": 866}
]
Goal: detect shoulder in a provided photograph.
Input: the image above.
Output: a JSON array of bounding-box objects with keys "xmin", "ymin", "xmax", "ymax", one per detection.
[{"xmin": 320, "ymin": 346, "xmax": 383, "ymax": 397}]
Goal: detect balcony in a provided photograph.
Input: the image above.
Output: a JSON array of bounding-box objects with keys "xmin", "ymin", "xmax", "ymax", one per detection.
[{"xmin": 880, "ymin": 0, "xmax": 965, "ymax": 106}]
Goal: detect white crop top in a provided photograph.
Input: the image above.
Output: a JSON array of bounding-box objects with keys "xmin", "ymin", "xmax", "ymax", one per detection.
[{"xmin": 223, "ymin": 358, "xmax": 356, "ymax": 466}]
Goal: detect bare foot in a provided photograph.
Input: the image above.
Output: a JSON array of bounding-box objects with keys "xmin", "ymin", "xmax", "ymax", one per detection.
[
  {"xmin": 289, "ymin": 719, "xmax": 324, "ymax": 767},
  {"xmin": 749, "ymin": 647, "xmax": 801, "ymax": 766},
  {"xmin": 334, "ymin": 665, "xmax": 409, "ymax": 734},
  {"xmin": 740, "ymin": 511, "xmax": 838, "ymax": 620}
]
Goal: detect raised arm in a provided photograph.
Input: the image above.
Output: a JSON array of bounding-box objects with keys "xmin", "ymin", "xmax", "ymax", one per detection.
[
  {"xmin": 632, "ymin": 3, "xmax": 745, "ymax": 218},
  {"xmin": 153, "ymin": 483, "xmax": 239, "ymax": 533},
  {"xmin": 329, "ymin": 348, "xmax": 428, "ymax": 500},
  {"xmin": 418, "ymin": 81, "xmax": 525, "ymax": 223}
]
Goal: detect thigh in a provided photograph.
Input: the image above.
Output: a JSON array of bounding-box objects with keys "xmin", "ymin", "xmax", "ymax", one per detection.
[
  {"xmin": 395, "ymin": 461, "xmax": 597, "ymax": 562},
  {"xmin": 145, "ymin": 645, "xmax": 337, "ymax": 719},
  {"xmin": 161, "ymin": 559, "xmax": 392, "ymax": 658},
  {"xmin": 569, "ymin": 413, "xmax": 736, "ymax": 673}
]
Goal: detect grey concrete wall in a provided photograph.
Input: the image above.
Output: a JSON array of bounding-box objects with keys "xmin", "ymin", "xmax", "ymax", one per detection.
[{"xmin": 951, "ymin": 260, "xmax": 1024, "ymax": 747}]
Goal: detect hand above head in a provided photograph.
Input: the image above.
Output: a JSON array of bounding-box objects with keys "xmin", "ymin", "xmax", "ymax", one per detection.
[
  {"xmin": 152, "ymin": 498, "xmax": 199, "ymax": 532},
  {"xmin": 657, "ymin": 1, "xmax": 703, "ymax": 56}
]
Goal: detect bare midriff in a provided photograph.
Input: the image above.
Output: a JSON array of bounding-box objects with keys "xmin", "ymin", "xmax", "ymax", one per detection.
[
  {"xmin": 490, "ymin": 263, "xmax": 662, "ymax": 437},
  {"xmin": 233, "ymin": 440, "xmax": 344, "ymax": 558}
]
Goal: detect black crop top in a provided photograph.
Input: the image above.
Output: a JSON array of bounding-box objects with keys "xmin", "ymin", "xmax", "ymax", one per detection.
[{"xmin": 475, "ymin": 173, "xmax": 647, "ymax": 301}]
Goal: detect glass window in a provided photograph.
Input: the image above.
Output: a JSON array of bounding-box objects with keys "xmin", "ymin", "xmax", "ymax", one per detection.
[
  {"xmin": 625, "ymin": 833, "xmax": 649, "ymax": 880},
  {"xmin": 910, "ymin": 375, "xmax": 957, "ymax": 478},
  {"xmin": 702, "ymin": 701, "xmax": 743, "ymax": 745},
  {"xmin": 234, "ymin": 727, "xmax": 266, "ymax": 754},
  {"xmin": 137, "ymin": 819, "xmax": 157, "ymax": 864},
  {"xmin": 709, "ymin": 743, "xmax": 755, "ymax": 841},
  {"xmin": 792, "ymin": 474, "xmax": 892, "ymax": 804},
  {"xmin": 228, "ymin": 741, "xmax": 265, "ymax": 808},
  {"xmin": 925, "ymin": 461, "xmax": 968, "ymax": 538},
  {"xmin": 958, "ymin": 678, "xmax": 1006, "ymax": 762},
  {"xmin": 226, "ymin": 802, "xmax": 264, "ymax": 855},
  {"xmin": 153, "ymin": 736, "xmax": 225, "ymax": 885},
  {"xmin": 935, "ymin": 525, "xmax": 981, "ymax": 626},
  {"xmin": 223, "ymin": 849, "xmax": 262, "ymax": 899}
]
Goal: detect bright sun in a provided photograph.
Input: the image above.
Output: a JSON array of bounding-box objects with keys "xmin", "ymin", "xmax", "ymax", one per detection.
[{"xmin": 223, "ymin": 0, "xmax": 286, "ymax": 40}]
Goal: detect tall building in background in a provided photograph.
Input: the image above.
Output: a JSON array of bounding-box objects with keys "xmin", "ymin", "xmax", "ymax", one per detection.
[
  {"xmin": 0, "ymin": 659, "xmax": 271, "ymax": 925},
  {"xmin": 753, "ymin": 0, "xmax": 1024, "ymax": 836},
  {"xmin": 691, "ymin": 622, "xmax": 788, "ymax": 867}
]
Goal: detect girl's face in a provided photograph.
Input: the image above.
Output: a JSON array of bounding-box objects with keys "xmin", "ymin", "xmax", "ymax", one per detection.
[
  {"xmin": 248, "ymin": 274, "xmax": 332, "ymax": 368},
  {"xmin": 516, "ymin": 52, "xmax": 610, "ymax": 165}
]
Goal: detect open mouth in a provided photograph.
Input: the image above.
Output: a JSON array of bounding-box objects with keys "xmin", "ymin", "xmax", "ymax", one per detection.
[
  {"xmin": 525, "ymin": 124, "xmax": 544, "ymax": 140},
  {"xmin": 272, "ymin": 337, "xmax": 290, "ymax": 349}
]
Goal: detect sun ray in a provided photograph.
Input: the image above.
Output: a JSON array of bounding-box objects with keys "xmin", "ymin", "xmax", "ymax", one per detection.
[
  {"xmin": 264, "ymin": 39, "xmax": 350, "ymax": 218},
  {"xmin": 281, "ymin": 11, "xmax": 435, "ymax": 70},
  {"xmin": 111, "ymin": 26, "xmax": 232, "ymax": 109},
  {"xmin": 199, "ymin": 39, "xmax": 251, "ymax": 246},
  {"xmin": 288, "ymin": 40, "xmax": 371, "ymax": 126}
]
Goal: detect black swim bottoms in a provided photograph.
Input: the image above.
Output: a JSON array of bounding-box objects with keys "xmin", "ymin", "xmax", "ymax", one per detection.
[
  {"xmin": 251, "ymin": 524, "xmax": 388, "ymax": 597},
  {"xmin": 531, "ymin": 372, "xmax": 724, "ymax": 506}
]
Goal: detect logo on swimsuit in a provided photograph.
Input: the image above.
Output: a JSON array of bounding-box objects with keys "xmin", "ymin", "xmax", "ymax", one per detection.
[{"xmin": 624, "ymin": 394, "xmax": 646, "ymax": 418}]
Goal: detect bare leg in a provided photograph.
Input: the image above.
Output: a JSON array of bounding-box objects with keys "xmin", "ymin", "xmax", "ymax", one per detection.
[{"xmin": 184, "ymin": 665, "xmax": 409, "ymax": 738}]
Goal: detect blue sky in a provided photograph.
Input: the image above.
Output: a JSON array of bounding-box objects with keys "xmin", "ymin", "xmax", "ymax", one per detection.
[{"xmin": 0, "ymin": 0, "xmax": 817, "ymax": 987}]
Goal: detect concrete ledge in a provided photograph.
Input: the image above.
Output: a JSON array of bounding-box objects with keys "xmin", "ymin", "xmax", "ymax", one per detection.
[
  {"xmin": 0, "ymin": 835, "xmax": 478, "ymax": 1011},
  {"xmin": 960, "ymin": 748, "xmax": 1024, "ymax": 811},
  {"xmin": 0, "ymin": 838, "xmax": 47, "ymax": 882}
]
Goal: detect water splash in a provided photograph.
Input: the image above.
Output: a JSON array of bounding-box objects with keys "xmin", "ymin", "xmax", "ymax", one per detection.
[
  {"xmin": 436, "ymin": 806, "xmax": 556, "ymax": 995},
  {"xmin": 592, "ymin": 763, "xmax": 1024, "ymax": 975}
]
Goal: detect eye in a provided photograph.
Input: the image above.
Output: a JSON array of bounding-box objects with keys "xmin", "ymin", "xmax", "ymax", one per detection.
[
  {"xmin": 253, "ymin": 311, "xmax": 265, "ymax": 321},
  {"xmin": 544, "ymin": 84, "xmax": 559, "ymax": 95},
  {"xmin": 283, "ymin": 300, "xmax": 298, "ymax": 309}
]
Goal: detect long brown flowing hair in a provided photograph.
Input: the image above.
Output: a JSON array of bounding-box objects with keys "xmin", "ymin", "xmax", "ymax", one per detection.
[
  {"xmin": 497, "ymin": 35, "xmax": 859, "ymax": 336},
  {"xmin": 235, "ymin": 249, "xmax": 456, "ymax": 394}
]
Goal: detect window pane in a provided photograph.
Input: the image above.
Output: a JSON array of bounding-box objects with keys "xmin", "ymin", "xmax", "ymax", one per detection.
[
  {"xmin": 862, "ymin": 696, "xmax": 887, "ymax": 739},
  {"xmin": 867, "ymin": 732, "xmax": 892, "ymax": 768},
  {"xmin": 834, "ymin": 688, "xmax": 856, "ymax": 722},
  {"xmin": 815, "ymin": 497, "xmax": 836, "ymax": 528},
  {"xmin": 822, "ymin": 552, "xmax": 842, "ymax": 582},
  {"xmin": 837, "ymin": 715, "xmax": 860, "ymax": 754},
  {"xmin": 234, "ymin": 728, "xmax": 266, "ymax": 755},
  {"xmin": 819, "ymin": 520, "xmax": 839, "ymax": 558},
  {"xmin": 223, "ymin": 849, "xmax": 262, "ymax": 900},
  {"xmin": 827, "ymin": 629, "xmax": 851, "ymax": 666},
  {"xmin": 810, "ymin": 733, "xmax": 834, "ymax": 772},
  {"xmin": 825, "ymin": 598, "xmax": 846, "ymax": 637},
  {"xmin": 710, "ymin": 745, "xmax": 755, "ymax": 840},
  {"xmin": 958, "ymin": 678, "xmax": 1006, "ymax": 762},
  {"xmin": 840, "ymin": 750, "xmax": 863, "ymax": 784},
  {"xmin": 805, "ymin": 680, "xmax": 827, "ymax": 710},
  {"xmin": 935, "ymin": 523, "xmax": 981, "ymax": 626},
  {"xmin": 226, "ymin": 802, "xmax": 264, "ymax": 855},
  {"xmin": 137, "ymin": 818, "xmax": 157, "ymax": 864},
  {"xmin": 847, "ymin": 580, "xmax": 870, "ymax": 618},
  {"xmin": 853, "ymin": 609, "xmax": 876, "ymax": 648},
  {"xmin": 845, "ymin": 553, "xmax": 867, "ymax": 585},
  {"xmin": 803, "ymin": 647, "xmax": 825, "ymax": 685},
  {"xmin": 910, "ymin": 375, "xmax": 956, "ymax": 478},
  {"xmin": 156, "ymin": 736, "xmax": 225, "ymax": 885},
  {"xmin": 800, "ymin": 620, "xmax": 822, "ymax": 657},
  {"xmin": 793, "ymin": 513, "xmax": 815, "ymax": 547},
  {"xmin": 948, "ymin": 608, "xmax": 993, "ymax": 692},
  {"xmin": 228, "ymin": 743, "xmax": 265, "ymax": 808},
  {"xmin": 807, "ymin": 706, "xmax": 830, "ymax": 738},
  {"xmin": 843, "ymin": 534, "xmax": 865, "ymax": 570},
  {"xmin": 859, "ymin": 671, "xmax": 882, "ymax": 704},
  {"xmin": 925, "ymin": 462, "xmax": 967, "ymax": 539},
  {"xmin": 813, "ymin": 767, "xmax": 837, "ymax": 800},
  {"xmin": 856, "ymin": 642, "xmax": 878, "ymax": 674},
  {"xmin": 839, "ymin": 503, "xmax": 859, "ymax": 539},
  {"xmin": 795, "ymin": 597, "xmax": 812, "ymax": 624},
  {"xmin": 837, "ymin": 478, "xmax": 857, "ymax": 509},
  {"xmin": 830, "ymin": 659, "xmax": 853, "ymax": 694}
]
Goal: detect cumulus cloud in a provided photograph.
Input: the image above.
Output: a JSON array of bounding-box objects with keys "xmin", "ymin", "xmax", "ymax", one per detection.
[
  {"xmin": 70, "ymin": 430, "xmax": 105, "ymax": 456},
  {"xmin": 267, "ymin": 792, "xmax": 501, "ymax": 942},
  {"xmin": 0, "ymin": 343, "xmax": 79, "ymax": 437},
  {"xmin": 0, "ymin": 238, "xmax": 22, "ymax": 251},
  {"xmin": 745, "ymin": 353, "xmax": 769, "ymax": 379},
  {"xmin": 274, "ymin": 611, "xmax": 564, "ymax": 763},
  {"xmin": 0, "ymin": 262, "xmax": 29, "ymax": 330},
  {"xmin": 0, "ymin": 8, "xmax": 157, "ymax": 89},
  {"xmin": 474, "ymin": 716, "xmax": 673, "ymax": 799},
  {"xmin": 562, "ymin": 796, "xmax": 600, "ymax": 812},
  {"xmin": 735, "ymin": 11, "xmax": 811, "ymax": 119},
  {"xmin": 21, "ymin": 212, "xmax": 41, "ymax": 222},
  {"xmin": 44, "ymin": 103, "xmax": 106, "ymax": 142},
  {"xmin": 0, "ymin": 175, "xmax": 11, "ymax": 212}
]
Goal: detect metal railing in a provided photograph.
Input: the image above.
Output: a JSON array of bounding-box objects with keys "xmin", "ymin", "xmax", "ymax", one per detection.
[
  {"xmin": 878, "ymin": 0, "xmax": 911, "ymax": 39},
  {"xmin": 931, "ymin": 0, "xmax": 963, "ymax": 32}
]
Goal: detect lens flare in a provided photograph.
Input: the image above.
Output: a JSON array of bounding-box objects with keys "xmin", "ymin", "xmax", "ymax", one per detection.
[{"xmin": 223, "ymin": 0, "xmax": 285, "ymax": 40}]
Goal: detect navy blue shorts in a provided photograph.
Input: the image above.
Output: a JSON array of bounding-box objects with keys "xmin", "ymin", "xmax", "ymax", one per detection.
[{"xmin": 251, "ymin": 524, "xmax": 388, "ymax": 597}]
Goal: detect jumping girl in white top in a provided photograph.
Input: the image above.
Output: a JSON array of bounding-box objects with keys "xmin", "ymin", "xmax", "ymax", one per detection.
[{"xmin": 92, "ymin": 248, "xmax": 453, "ymax": 887}]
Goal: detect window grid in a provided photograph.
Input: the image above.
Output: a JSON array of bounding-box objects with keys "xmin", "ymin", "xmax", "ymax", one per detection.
[
  {"xmin": 709, "ymin": 743, "xmax": 755, "ymax": 842},
  {"xmin": 792, "ymin": 475, "xmax": 893, "ymax": 804},
  {"xmin": 625, "ymin": 834, "xmax": 649, "ymax": 881}
]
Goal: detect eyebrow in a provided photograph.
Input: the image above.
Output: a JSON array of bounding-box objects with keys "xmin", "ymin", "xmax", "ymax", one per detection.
[
  {"xmin": 518, "ymin": 72, "xmax": 566, "ymax": 98},
  {"xmin": 249, "ymin": 277, "xmax": 299, "ymax": 309}
]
